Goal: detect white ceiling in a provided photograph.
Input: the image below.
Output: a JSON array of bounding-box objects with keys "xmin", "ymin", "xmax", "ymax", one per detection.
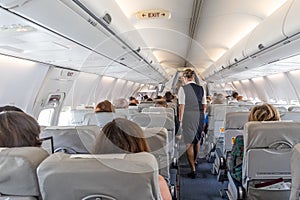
[{"xmin": 1, "ymin": 0, "xmax": 298, "ymax": 85}]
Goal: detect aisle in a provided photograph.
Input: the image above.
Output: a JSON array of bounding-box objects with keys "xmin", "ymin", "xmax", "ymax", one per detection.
[{"xmin": 178, "ymin": 143, "xmax": 227, "ymax": 200}]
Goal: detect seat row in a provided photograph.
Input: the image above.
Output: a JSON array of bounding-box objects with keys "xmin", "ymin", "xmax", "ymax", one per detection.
[
  {"xmin": 218, "ymin": 120, "xmax": 300, "ymax": 200},
  {"xmin": 0, "ymin": 147, "xmax": 160, "ymax": 200},
  {"xmin": 40, "ymin": 125, "xmax": 171, "ymax": 183}
]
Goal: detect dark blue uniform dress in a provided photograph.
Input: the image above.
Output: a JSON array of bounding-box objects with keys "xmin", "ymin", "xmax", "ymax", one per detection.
[{"xmin": 182, "ymin": 83, "xmax": 205, "ymax": 144}]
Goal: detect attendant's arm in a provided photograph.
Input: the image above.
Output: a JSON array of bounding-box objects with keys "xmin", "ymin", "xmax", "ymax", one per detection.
[{"xmin": 179, "ymin": 104, "xmax": 184, "ymax": 122}]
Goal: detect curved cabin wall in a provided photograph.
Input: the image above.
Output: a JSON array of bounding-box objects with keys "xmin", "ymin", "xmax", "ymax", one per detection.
[{"xmin": 0, "ymin": 55, "xmax": 49, "ymax": 114}]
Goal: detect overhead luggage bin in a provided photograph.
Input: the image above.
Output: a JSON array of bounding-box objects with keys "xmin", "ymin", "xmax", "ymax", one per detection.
[
  {"xmin": 244, "ymin": 0, "xmax": 292, "ymax": 57},
  {"xmin": 283, "ymin": 0, "xmax": 300, "ymax": 37}
]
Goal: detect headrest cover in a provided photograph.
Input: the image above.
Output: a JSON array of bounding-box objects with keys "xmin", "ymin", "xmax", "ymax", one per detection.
[
  {"xmin": 41, "ymin": 125, "xmax": 100, "ymax": 153},
  {"xmin": 0, "ymin": 147, "xmax": 48, "ymax": 196},
  {"xmin": 244, "ymin": 121, "xmax": 300, "ymax": 150},
  {"xmin": 225, "ymin": 112, "xmax": 249, "ymax": 129}
]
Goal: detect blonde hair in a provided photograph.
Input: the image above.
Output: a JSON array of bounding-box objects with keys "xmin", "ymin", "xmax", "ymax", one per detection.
[{"xmin": 248, "ymin": 103, "xmax": 280, "ymax": 122}]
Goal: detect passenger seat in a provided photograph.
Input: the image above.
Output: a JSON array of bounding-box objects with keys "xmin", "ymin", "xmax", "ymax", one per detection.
[
  {"xmin": 40, "ymin": 125, "xmax": 100, "ymax": 154},
  {"xmin": 0, "ymin": 147, "xmax": 48, "ymax": 199},
  {"xmin": 37, "ymin": 152, "xmax": 161, "ymax": 200}
]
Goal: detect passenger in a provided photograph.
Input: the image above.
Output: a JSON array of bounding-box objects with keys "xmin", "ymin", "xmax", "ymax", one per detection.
[
  {"xmin": 0, "ymin": 111, "xmax": 41, "ymax": 147},
  {"xmin": 229, "ymin": 103, "xmax": 280, "ymax": 183},
  {"xmin": 237, "ymin": 96, "xmax": 243, "ymax": 101},
  {"xmin": 156, "ymin": 95, "xmax": 163, "ymax": 100},
  {"xmin": 164, "ymin": 91, "xmax": 174, "ymax": 103},
  {"xmin": 113, "ymin": 98, "xmax": 129, "ymax": 109},
  {"xmin": 95, "ymin": 100, "xmax": 115, "ymax": 113},
  {"xmin": 231, "ymin": 91, "xmax": 239, "ymax": 102},
  {"xmin": 206, "ymin": 96, "xmax": 212, "ymax": 104},
  {"xmin": 0, "ymin": 105, "xmax": 24, "ymax": 112},
  {"xmin": 128, "ymin": 96, "xmax": 138, "ymax": 106},
  {"xmin": 164, "ymin": 91, "xmax": 180, "ymax": 135},
  {"xmin": 178, "ymin": 69, "xmax": 207, "ymax": 178},
  {"xmin": 146, "ymin": 98, "xmax": 153, "ymax": 102},
  {"xmin": 199, "ymin": 96, "xmax": 210, "ymax": 146},
  {"xmin": 93, "ymin": 118, "xmax": 172, "ymax": 200},
  {"xmin": 143, "ymin": 95, "xmax": 149, "ymax": 101}
]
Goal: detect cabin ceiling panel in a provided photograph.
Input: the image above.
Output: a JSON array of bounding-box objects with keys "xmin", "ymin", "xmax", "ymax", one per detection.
[
  {"xmin": 115, "ymin": 0, "xmax": 193, "ymax": 71},
  {"xmin": 116, "ymin": 0, "xmax": 288, "ymax": 78}
]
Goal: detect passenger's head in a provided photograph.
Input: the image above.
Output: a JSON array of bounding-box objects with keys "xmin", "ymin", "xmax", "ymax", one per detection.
[
  {"xmin": 113, "ymin": 98, "xmax": 129, "ymax": 109},
  {"xmin": 232, "ymin": 92, "xmax": 239, "ymax": 99},
  {"xmin": 164, "ymin": 91, "xmax": 174, "ymax": 102},
  {"xmin": 183, "ymin": 69, "xmax": 195, "ymax": 82},
  {"xmin": 143, "ymin": 95, "xmax": 149, "ymax": 100},
  {"xmin": 0, "ymin": 111, "xmax": 41, "ymax": 147},
  {"xmin": 93, "ymin": 118, "xmax": 150, "ymax": 154},
  {"xmin": 206, "ymin": 96, "xmax": 212, "ymax": 104},
  {"xmin": 129, "ymin": 96, "xmax": 138, "ymax": 105},
  {"xmin": 248, "ymin": 103, "xmax": 280, "ymax": 122},
  {"xmin": 0, "ymin": 105, "xmax": 24, "ymax": 113},
  {"xmin": 237, "ymin": 96, "xmax": 243, "ymax": 101},
  {"xmin": 95, "ymin": 100, "xmax": 115, "ymax": 113}
]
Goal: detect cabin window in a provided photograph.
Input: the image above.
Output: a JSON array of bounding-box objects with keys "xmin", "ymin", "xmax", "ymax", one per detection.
[{"xmin": 38, "ymin": 108, "xmax": 54, "ymax": 126}]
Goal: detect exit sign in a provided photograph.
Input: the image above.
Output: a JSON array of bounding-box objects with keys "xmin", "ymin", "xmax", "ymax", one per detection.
[{"xmin": 136, "ymin": 9, "xmax": 171, "ymax": 20}]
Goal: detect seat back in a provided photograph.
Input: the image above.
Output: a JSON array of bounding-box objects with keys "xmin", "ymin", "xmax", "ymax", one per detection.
[
  {"xmin": 290, "ymin": 143, "xmax": 300, "ymax": 200},
  {"xmin": 68, "ymin": 109, "xmax": 94, "ymax": 125},
  {"xmin": 243, "ymin": 121, "xmax": 300, "ymax": 185},
  {"xmin": 37, "ymin": 152, "xmax": 161, "ymax": 200},
  {"xmin": 288, "ymin": 106, "xmax": 300, "ymax": 112},
  {"xmin": 280, "ymin": 112, "xmax": 300, "ymax": 121},
  {"xmin": 84, "ymin": 112, "xmax": 126, "ymax": 127},
  {"xmin": 40, "ymin": 125, "xmax": 100, "ymax": 154},
  {"xmin": 144, "ymin": 127, "xmax": 169, "ymax": 182},
  {"xmin": 224, "ymin": 112, "xmax": 249, "ymax": 153},
  {"xmin": 0, "ymin": 147, "xmax": 48, "ymax": 199},
  {"xmin": 129, "ymin": 113, "xmax": 175, "ymax": 160},
  {"xmin": 208, "ymin": 105, "xmax": 249, "ymax": 141}
]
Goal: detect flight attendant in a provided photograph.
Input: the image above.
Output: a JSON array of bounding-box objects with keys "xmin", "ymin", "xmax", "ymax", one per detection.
[{"xmin": 178, "ymin": 69, "xmax": 207, "ymax": 178}]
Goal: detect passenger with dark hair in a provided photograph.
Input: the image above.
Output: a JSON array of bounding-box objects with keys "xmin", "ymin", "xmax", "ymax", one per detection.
[
  {"xmin": 143, "ymin": 95, "xmax": 149, "ymax": 101},
  {"xmin": 146, "ymin": 98, "xmax": 153, "ymax": 102},
  {"xmin": 93, "ymin": 118, "xmax": 172, "ymax": 200},
  {"xmin": 0, "ymin": 105, "xmax": 24, "ymax": 113},
  {"xmin": 95, "ymin": 100, "xmax": 115, "ymax": 113},
  {"xmin": 164, "ymin": 91, "xmax": 174, "ymax": 103},
  {"xmin": 129, "ymin": 96, "xmax": 138, "ymax": 106},
  {"xmin": 231, "ymin": 91, "xmax": 239, "ymax": 102},
  {"xmin": 178, "ymin": 69, "xmax": 207, "ymax": 178},
  {"xmin": 0, "ymin": 111, "xmax": 41, "ymax": 147}
]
